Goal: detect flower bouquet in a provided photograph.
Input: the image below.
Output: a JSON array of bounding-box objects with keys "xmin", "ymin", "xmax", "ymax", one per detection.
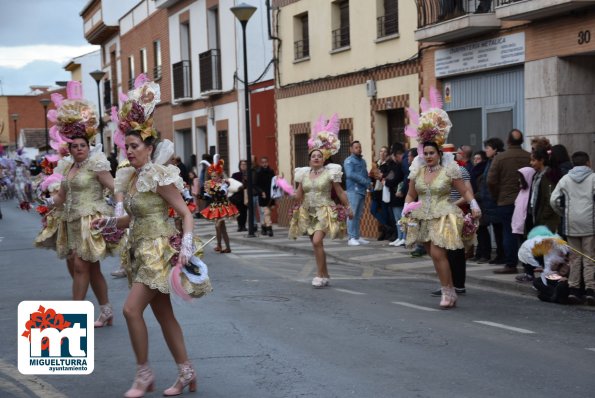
[{"xmin": 330, "ymin": 204, "xmax": 348, "ymax": 222}]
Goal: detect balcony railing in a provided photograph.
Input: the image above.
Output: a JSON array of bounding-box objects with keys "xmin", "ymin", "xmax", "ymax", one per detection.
[
  {"xmin": 332, "ymin": 25, "xmax": 350, "ymax": 50},
  {"xmin": 172, "ymin": 60, "xmax": 192, "ymax": 100},
  {"xmin": 417, "ymin": 0, "xmax": 492, "ymax": 28},
  {"xmin": 153, "ymin": 65, "xmax": 162, "ymax": 81},
  {"xmin": 199, "ymin": 49, "xmax": 222, "ymax": 93},
  {"xmin": 103, "ymin": 79, "xmax": 112, "ymax": 110},
  {"xmin": 128, "ymin": 78, "xmax": 134, "ymax": 90},
  {"xmin": 377, "ymin": 13, "xmax": 399, "ymax": 38},
  {"xmin": 294, "ymin": 39, "xmax": 310, "ymax": 59}
]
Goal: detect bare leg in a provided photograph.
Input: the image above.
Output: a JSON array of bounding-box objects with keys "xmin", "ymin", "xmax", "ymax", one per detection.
[
  {"xmin": 220, "ymin": 220, "xmax": 230, "ymax": 249},
  {"xmin": 72, "ymin": 252, "xmax": 91, "ymax": 300},
  {"xmin": 427, "ymin": 242, "xmax": 453, "ymax": 287},
  {"xmin": 150, "ymin": 293, "xmax": 189, "ymax": 363},
  {"xmin": 310, "ymin": 231, "xmax": 328, "ymax": 277},
  {"xmin": 66, "ymin": 254, "xmax": 74, "ymax": 278},
  {"xmin": 122, "ymin": 283, "xmax": 157, "ymax": 364},
  {"xmin": 89, "ymin": 261, "xmax": 109, "ymax": 305},
  {"xmin": 215, "ymin": 221, "xmax": 222, "ymax": 247}
]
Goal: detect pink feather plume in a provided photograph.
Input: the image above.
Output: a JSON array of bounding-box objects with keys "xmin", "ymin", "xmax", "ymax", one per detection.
[
  {"xmin": 41, "ymin": 173, "xmax": 64, "ymax": 191},
  {"xmin": 47, "ymin": 109, "xmax": 58, "ymax": 123},
  {"xmin": 169, "ymin": 264, "xmax": 192, "ymax": 302},
  {"xmin": 406, "ymin": 107, "xmax": 420, "ymax": 127},
  {"xmin": 403, "ymin": 201, "xmax": 422, "ymax": 216},
  {"xmin": 51, "ymin": 92, "xmax": 64, "ymax": 107},
  {"xmin": 119, "ymin": 91, "xmax": 129, "ymax": 103},
  {"xmin": 66, "ymin": 81, "xmax": 83, "ymax": 100},
  {"xmin": 404, "ymin": 126, "xmax": 417, "ymax": 138},
  {"xmin": 312, "ymin": 115, "xmax": 326, "ymax": 136},
  {"xmin": 420, "ymin": 97, "xmax": 430, "ymax": 113},
  {"xmin": 45, "ymin": 154, "xmax": 61, "ymax": 163},
  {"xmin": 275, "ymin": 177, "xmax": 294, "ymax": 196},
  {"xmin": 429, "ymin": 86, "xmax": 443, "ymax": 109},
  {"xmin": 111, "ymin": 106, "xmax": 119, "ymax": 124},
  {"xmin": 134, "ymin": 73, "xmax": 149, "ymax": 89},
  {"xmin": 325, "ymin": 113, "xmax": 340, "ymax": 135}
]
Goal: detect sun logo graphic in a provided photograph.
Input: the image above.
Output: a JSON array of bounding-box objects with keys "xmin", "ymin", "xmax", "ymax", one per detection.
[{"xmin": 18, "ymin": 301, "xmax": 94, "ymax": 375}]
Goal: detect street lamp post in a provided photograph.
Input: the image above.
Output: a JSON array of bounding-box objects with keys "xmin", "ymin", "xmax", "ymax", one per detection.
[
  {"xmin": 231, "ymin": 2, "xmax": 257, "ymax": 237},
  {"xmin": 10, "ymin": 113, "xmax": 18, "ymax": 152},
  {"xmin": 90, "ymin": 70, "xmax": 107, "ymax": 151},
  {"xmin": 39, "ymin": 99, "xmax": 51, "ymax": 154}
]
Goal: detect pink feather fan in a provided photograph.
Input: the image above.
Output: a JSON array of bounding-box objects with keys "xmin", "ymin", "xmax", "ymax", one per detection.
[{"xmin": 275, "ymin": 176, "xmax": 294, "ymax": 196}]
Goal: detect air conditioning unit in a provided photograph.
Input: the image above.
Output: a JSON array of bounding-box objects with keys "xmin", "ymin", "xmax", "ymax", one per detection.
[{"xmin": 366, "ymin": 79, "xmax": 377, "ymax": 98}]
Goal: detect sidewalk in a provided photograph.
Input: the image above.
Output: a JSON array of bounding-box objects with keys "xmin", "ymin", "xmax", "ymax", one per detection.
[{"xmin": 194, "ymin": 221, "xmax": 536, "ymax": 296}]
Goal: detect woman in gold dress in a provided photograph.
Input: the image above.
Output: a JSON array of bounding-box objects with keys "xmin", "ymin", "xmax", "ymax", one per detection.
[
  {"xmin": 289, "ymin": 115, "xmax": 353, "ymax": 288},
  {"xmin": 93, "ymin": 75, "xmax": 210, "ymax": 397},
  {"xmin": 404, "ymin": 141, "xmax": 480, "ymax": 308}
]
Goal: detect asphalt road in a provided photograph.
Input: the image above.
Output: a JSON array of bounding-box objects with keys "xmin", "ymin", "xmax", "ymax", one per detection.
[{"xmin": 1, "ymin": 203, "xmax": 594, "ymax": 398}]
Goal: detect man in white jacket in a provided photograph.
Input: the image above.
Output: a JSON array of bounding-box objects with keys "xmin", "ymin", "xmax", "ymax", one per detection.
[{"xmin": 550, "ymin": 151, "xmax": 595, "ymax": 305}]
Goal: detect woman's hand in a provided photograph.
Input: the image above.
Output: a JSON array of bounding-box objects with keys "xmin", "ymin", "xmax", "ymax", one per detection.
[
  {"xmin": 176, "ymin": 254, "xmax": 189, "ymax": 268},
  {"xmin": 471, "ymin": 207, "xmax": 481, "ymax": 219},
  {"xmin": 91, "ymin": 217, "xmax": 109, "ymax": 230},
  {"xmin": 347, "ymin": 207, "xmax": 354, "ymax": 219}
]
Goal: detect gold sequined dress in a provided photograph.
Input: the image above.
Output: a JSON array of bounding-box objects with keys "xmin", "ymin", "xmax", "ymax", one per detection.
[
  {"xmin": 116, "ymin": 163, "xmax": 211, "ymax": 296},
  {"xmin": 288, "ymin": 164, "xmax": 346, "ymax": 239},
  {"xmin": 405, "ymin": 162, "xmax": 464, "ymax": 250},
  {"xmin": 60, "ymin": 152, "xmax": 114, "ymax": 262}
]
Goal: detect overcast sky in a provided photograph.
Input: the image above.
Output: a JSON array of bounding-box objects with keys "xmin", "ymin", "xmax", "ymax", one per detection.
[{"xmin": 0, "ymin": 0, "xmax": 98, "ymax": 95}]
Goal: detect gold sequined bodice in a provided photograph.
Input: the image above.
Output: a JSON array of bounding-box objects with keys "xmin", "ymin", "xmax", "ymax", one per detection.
[{"xmin": 62, "ymin": 163, "xmax": 111, "ymax": 222}]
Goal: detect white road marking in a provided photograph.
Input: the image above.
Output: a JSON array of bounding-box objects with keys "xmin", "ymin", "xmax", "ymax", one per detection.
[
  {"xmin": 0, "ymin": 359, "xmax": 66, "ymax": 397},
  {"xmin": 392, "ymin": 301, "xmax": 439, "ymax": 312},
  {"xmin": 333, "ymin": 288, "xmax": 366, "ymax": 295},
  {"xmin": 586, "ymin": 348, "xmax": 595, "ymax": 352},
  {"xmin": 473, "ymin": 321, "xmax": 535, "ymax": 334}
]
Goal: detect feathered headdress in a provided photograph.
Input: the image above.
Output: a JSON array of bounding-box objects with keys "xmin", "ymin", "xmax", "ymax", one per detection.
[
  {"xmin": 404, "ymin": 87, "xmax": 452, "ymax": 147},
  {"xmin": 308, "ymin": 113, "xmax": 341, "ymax": 160},
  {"xmin": 113, "ymin": 74, "xmax": 161, "ymax": 151},
  {"xmin": 207, "ymin": 154, "xmax": 224, "ymax": 175},
  {"xmin": 47, "ymin": 81, "xmax": 98, "ymax": 144}
]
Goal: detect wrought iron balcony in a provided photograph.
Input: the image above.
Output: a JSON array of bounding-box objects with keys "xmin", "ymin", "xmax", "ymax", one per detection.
[
  {"xmin": 153, "ymin": 65, "xmax": 162, "ymax": 81},
  {"xmin": 332, "ymin": 25, "xmax": 350, "ymax": 50},
  {"xmin": 294, "ymin": 39, "xmax": 310, "ymax": 60},
  {"xmin": 172, "ymin": 60, "xmax": 192, "ymax": 100},
  {"xmin": 414, "ymin": 0, "xmax": 500, "ymax": 43},
  {"xmin": 377, "ymin": 12, "xmax": 399, "ymax": 38},
  {"xmin": 128, "ymin": 78, "xmax": 134, "ymax": 90},
  {"xmin": 495, "ymin": 0, "xmax": 595, "ymax": 21},
  {"xmin": 199, "ymin": 49, "xmax": 222, "ymax": 94}
]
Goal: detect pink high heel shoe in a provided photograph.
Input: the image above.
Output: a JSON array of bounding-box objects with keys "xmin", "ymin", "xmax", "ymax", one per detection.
[
  {"xmin": 94, "ymin": 303, "xmax": 113, "ymax": 328},
  {"xmin": 439, "ymin": 287, "xmax": 457, "ymax": 309},
  {"xmin": 163, "ymin": 361, "xmax": 197, "ymax": 396},
  {"xmin": 124, "ymin": 363, "xmax": 155, "ymax": 398}
]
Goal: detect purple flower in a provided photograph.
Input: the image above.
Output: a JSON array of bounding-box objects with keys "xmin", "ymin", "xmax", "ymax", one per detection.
[{"xmin": 61, "ymin": 122, "xmax": 87, "ymax": 139}]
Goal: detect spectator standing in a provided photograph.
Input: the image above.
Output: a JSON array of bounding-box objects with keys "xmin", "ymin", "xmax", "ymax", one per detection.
[
  {"xmin": 255, "ymin": 156, "xmax": 276, "ymax": 236},
  {"xmin": 527, "ymin": 147, "xmax": 560, "ymax": 233},
  {"xmin": 457, "ymin": 145, "xmax": 474, "ymax": 174},
  {"xmin": 550, "ymin": 151, "xmax": 595, "ymax": 304},
  {"xmin": 488, "ymin": 129, "xmax": 531, "ymax": 274},
  {"xmin": 174, "ymin": 156, "xmax": 190, "ymax": 185},
  {"xmin": 384, "ymin": 143, "xmax": 406, "ymax": 246},
  {"xmin": 231, "ymin": 160, "xmax": 248, "ymax": 232},
  {"xmin": 370, "ymin": 146, "xmax": 395, "ymax": 241},
  {"xmin": 344, "ymin": 141, "xmax": 371, "ymax": 246},
  {"xmin": 198, "ymin": 154, "xmax": 212, "ymax": 213}
]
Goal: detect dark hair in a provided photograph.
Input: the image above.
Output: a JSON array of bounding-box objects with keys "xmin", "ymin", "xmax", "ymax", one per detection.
[
  {"xmin": 507, "ymin": 129, "xmax": 524, "ymax": 146},
  {"xmin": 238, "ymin": 159, "xmax": 247, "ymax": 169},
  {"xmin": 202, "ymin": 153, "xmax": 212, "ymax": 162},
  {"xmin": 125, "ymin": 129, "xmax": 158, "ymax": 158},
  {"xmin": 518, "ymin": 170, "xmax": 529, "ymax": 190},
  {"xmin": 530, "ymin": 136, "xmax": 551, "ymax": 151},
  {"xmin": 571, "ymin": 151, "xmax": 590, "ymax": 166},
  {"xmin": 483, "ymin": 137, "xmax": 505, "ymax": 153},
  {"xmin": 260, "ymin": 156, "xmax": 268, "ymax": 161},
  {"xmin": 350, "ymin": 141, "xmax": 361, "ymax": 147},
  {"xmin": 422, "ymin": 141, "xmax": 441, "ymax": 155},
  {"xmin": 67, "ymin": 136, "xmax": 90, "ymax": 149},
  {"xmin": 391, "ymin": 142, "xmax": 405, "ymax": 156},
  {"xmin": 531, "ymin": 147, "xmax": 550, "ymax": 164},
  {"xmin": 474, "ymin": 150, "xmax": 487, "ymax": 163},
  {"xmin": 309, "ymin": 149, "xmax": 324, "ymax": 159},
  {"xmin": 549, "ymin": 144, "xmax": 570, "ymax": 168},
  {"xmin": 409, "ymin": 148, "xmax": 418, "ymax": 157}
]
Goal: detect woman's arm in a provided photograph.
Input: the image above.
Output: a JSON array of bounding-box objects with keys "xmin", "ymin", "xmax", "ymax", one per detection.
[
  {"xmin": 157, "ymin": 183, "xmax": 193, "ymax": 266},
  {"xmin": 96, "ymin": 170, "xmax": 114, "ymax": 192},
  {"xmin": 294, "ymin": 183, "xmax": 304, "ymax": 202},
  {"xmin": 332, "ymin": 181, "xmax": 354, "ymax": 218},
  {"xmin": 453, "ymin": 178, "xmax": 481, "ymax": 218},
  {"xmin": 404, "ymin": 178, "xmax": 418, "ymax": 205},
  {"xmin": 49, "ymin": 185, "xmax": 67, "ymax": 207},
  {"xmin": 453, "ymin": 180, "xmax": 473, "ymax": 206}
]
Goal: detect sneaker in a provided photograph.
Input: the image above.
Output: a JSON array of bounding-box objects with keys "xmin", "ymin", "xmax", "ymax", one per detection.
[
  {"xmin": 395, "ymin": 239, "xmax": 405, "ymax": 247},
  {"xmin": 430, "ymin": 288, "xmax": 442, "ymax": 297},
  {"xmin": 411, "ymin": 249, "xmax": 425, "ymax": 257},
  {"xmin": 110, "ymin": 268, "xmax": 127, "ymax": 278},
  {"xmin": 585, "ymin": 289, "xmax": 595, "ymax": 306},
  {"xmin": 567, "ymin": 287, "xmax": 584, "ymax": 304},
  {"xmin": 476, "ymin": 257, "xmax": 491, "ymax": 264},
  {"xmin": 358, "ymin": 238, "xmax": 370, "ymax": 245},
  {"xmin": 515, "ymin": 274, "xmax": 534, "ymax": 283},
  {"xmin": 455, "ymin": 288, "xmax": 466, "ymax": 295},
  {"xmin": 312, "ymin": 277, "xmax": 325, "ymax": 288},
  {"xmin": 489, "ymin": 257, "xmax": 506, "ymax": 265},
  {"xmin": 348, "ymin": 238, "xmax": 361, "ymax": 246},
  {"xmin": 493, "ymin": 266, "xmax": 517, "ymax": 274},
  {"xmin": 388, "ymin": 239, "xmax": 399, "ymax": 246}
]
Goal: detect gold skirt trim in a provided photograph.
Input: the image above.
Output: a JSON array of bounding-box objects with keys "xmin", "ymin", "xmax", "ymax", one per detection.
[
  {"xmin": 288, "ymin": 205, "xmax": 346, "ymax": 240},
  {"xmin": 65, "ymin": 214, "xmax": 115, "ymax": 263},
  {"xmin": 404, "ymin": 213, "xmax": 464, "ymax": 250}
]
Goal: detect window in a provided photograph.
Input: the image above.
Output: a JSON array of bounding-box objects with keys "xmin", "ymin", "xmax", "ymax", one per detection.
[
  {"xmin": 332, "ymin": 0, "xmax": 350, "ymax": 50},
  {"xmin": 153, "ymin": 40, "xmax": 162, "ymax": 80},
  {"xmin": 127, "ymin": 55, "xmax": 135, "ymax": 90},
  {"xmin": 217, "ymin": 130, "xmax": 229, "ymax": 175},
  {"xmin": 294, "ymin": 133, "xmax": 309, "ymax": 168},
  {"xmin": 110, "ymin": 50, "xmax": 118, "ymax": 106},
  {"xmin": 387, "ymin": 108, "xmax": 405, "ymax": 146},
  {"xmin": 294, "ymin": 13, "xmax": 309, "ymax": 60},
  {"xmin": 377, "ymin": 0, "xmax": 398, "ymax": 38},
  {"xmin": 140, "ymin": 48, "xmax": 147, "ymax": 74}
]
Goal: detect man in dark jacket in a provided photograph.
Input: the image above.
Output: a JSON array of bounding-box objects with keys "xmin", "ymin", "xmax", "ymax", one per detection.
[
  {"xmin": 384, "ymin": 143, "xmax": 406, "ymax": 246},
  {"xmin": 255, "ymin": 156, "xmax": 276, "ymax": 236},
  {"xmin": 487, "ymin": 129, "xmax": 531, "ymax": 274}
]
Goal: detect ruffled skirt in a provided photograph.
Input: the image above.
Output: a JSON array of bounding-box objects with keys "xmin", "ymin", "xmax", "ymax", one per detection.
[
  {"xmin": 200, "ymin": 202, "xmax": 239, "ymax": 220},
  {"xmin": 34, "ymin": 211, "xmax": 69, "ymax": 258},
  {"xmin": 65, "ymin": 213, "xmax": 116, "ymax": 263},
  {"xmin": 404, "ymin": 213, "xmax": 464, "ymax": 250},
  {"xmin": 288, "ymin": 204, "xmax": 346, "ymax": 240},
  {"xmin": 126, "ymin": 235, "xmax": 212, "ymax": 297}
]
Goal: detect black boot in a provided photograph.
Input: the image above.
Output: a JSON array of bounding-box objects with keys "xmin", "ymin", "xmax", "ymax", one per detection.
[
  {"xmin": 377, "ymin": 226, "xmax": 387, "ymax": 241},
  {"xmin": 268, "ymin": 226, "xmax": 273, "ymax": 237},
  {"xmin": 261, "ymin": 225, "xmax": 266, "ymax": 236}
]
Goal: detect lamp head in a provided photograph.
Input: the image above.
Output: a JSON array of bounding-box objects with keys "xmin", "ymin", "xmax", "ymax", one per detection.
[
  {"xmin": 89, "ymin": 70, "xmax": 106, "ymax": 83},
  {"xmin": 11, "ymin": 113, "xmax": 19, "ymax": 121},
  {"xmin": 231, "ymin": 2, "xmax": 257, "ymax": 22},
  {"xmin": 39, "ymin": 98, "xmax": 51, "ymax": 108}
]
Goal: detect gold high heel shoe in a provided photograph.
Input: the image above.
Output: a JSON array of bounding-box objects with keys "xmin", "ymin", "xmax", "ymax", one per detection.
[
  {"xmin": 439, "ymin": 287, "xmax": 457, "ymax": 309},
  {"xmin": 163, "ymin": 361, "xmax": 197, "ymax": 396},
  {"xmin": 124, "ymin": 363, "xmax": 155, "ymax": 398},
  {"xmin": 94, "ymin": 303, "xmax": 113, "ymax": 328}
]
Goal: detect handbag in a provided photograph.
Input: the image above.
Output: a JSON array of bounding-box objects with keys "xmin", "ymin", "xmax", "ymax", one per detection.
[{"xmin": 382, "ymin": 185, "xmax": 391, "ymax": 203}]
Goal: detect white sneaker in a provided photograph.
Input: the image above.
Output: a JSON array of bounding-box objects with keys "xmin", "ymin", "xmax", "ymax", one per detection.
[
  {"xmin": 396, "ymin": 239, "xmax": 406, "ymax": 247},
  {"xmin": 312, "ymin": 277, "xmax": 325, "ymax": 288},
  {"xmin": 358, "ymin": 238, "xmax": 370, "ymax": 245},
  {"xmin": 388, "ymin": 239, "xmax": 400, "ymax": 246},
  {"xmin": 348, "ymin": 238, "xmax": 361, "ymax": 246}
]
